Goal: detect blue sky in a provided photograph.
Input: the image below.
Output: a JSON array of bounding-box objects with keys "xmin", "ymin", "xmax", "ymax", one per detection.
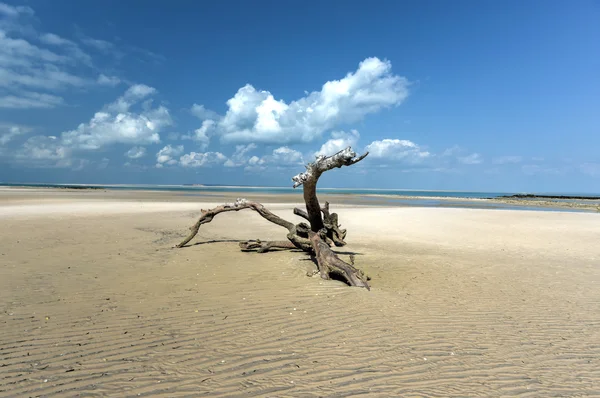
[{"xmin": 0, "ymin": 0, "xmax": 598, "ymax": 192}]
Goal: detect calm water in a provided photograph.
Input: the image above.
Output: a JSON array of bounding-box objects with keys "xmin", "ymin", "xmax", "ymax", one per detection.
[
  {"xmin": 2, "ymin": 183, "xmax": 598, "ymax": 213},
  {"xmin": 1, "ymin": 182, "xmax": 509, "ymax": 199}
]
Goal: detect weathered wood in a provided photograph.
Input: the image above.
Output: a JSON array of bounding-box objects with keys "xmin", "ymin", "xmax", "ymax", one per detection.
[
  {"xmin": 239, "ymin": 240, "xmax": 298, "ymax": 253},
  {"xmin": 292, "ymin": 147, "xmax": 368, "ymax": 233},
  {"xmin": 176, "ymin": 146, "xmax": 372, "ymax": 289},
  {"xmin": 176, "ymin": 198, "xmax": 295, "ymax": 248},
  {"xmin": 309, "ymin": 231, "xmax": 370, "ymax": 290}
]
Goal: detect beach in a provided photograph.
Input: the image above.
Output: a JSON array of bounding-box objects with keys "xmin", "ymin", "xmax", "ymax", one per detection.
[{"xmin": 1, "ymin": 188, "xmax": 600, "ymax": 396}]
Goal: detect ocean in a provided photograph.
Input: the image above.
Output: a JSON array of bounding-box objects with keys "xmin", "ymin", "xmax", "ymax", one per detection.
[
  {"xmin": 2, "ymin": 183, "xmax": 598, "ymax": 213},
  {"xmin": 0, "ymin": 182, "xmax": 509, "ymax": 199}
]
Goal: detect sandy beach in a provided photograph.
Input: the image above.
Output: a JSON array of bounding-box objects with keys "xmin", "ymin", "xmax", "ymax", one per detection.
[{"xmin": 1, "ymin": 189, "xmax": 600, "ymax": 397}]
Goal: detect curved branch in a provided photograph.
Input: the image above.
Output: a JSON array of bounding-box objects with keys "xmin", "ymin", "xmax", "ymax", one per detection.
[
  {"xmin": 176, "ymin": 198, "xmax": 295, "ymax": 248},
  {"xmin": 291, "ymin": 147, "xmax": 368, "ymax": 233}
]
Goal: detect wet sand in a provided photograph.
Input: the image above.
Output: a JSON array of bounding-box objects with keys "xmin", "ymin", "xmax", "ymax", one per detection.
[{"xmin": 1, "ymin": 189, "xmax": 599, "ymax": 396}]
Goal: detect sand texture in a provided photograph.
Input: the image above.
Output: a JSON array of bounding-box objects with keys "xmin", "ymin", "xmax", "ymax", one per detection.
[{"xmin": 1, "ymin": 190, "xmax": 600, "ymax": 397}]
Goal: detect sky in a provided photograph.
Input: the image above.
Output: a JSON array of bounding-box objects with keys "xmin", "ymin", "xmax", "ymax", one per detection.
[{"xmin": 0, "ymin": 0, "xmax": 598, "ymax": 192}]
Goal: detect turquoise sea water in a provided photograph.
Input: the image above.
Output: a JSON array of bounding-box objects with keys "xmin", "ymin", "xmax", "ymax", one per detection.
[
  {"xmin": 0, "ymin": 182, "xmax": 510, "ymax": 199},
  {"xmin": 2, "ymin": 183, "xmax": 598, "ymax": 213}
]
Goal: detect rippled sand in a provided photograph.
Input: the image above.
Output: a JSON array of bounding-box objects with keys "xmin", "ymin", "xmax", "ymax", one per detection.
[{"xmin": 1, "ymin": 191, "xmax": 599, "ymax": 397}]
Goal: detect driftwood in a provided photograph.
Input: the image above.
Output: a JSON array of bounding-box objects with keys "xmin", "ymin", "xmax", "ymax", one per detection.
[{"xmin": 176, "ymin": 147, "xmax": 371, "ymax": 289}]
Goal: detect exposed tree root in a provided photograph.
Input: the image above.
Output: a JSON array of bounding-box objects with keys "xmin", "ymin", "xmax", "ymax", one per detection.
[{"xmin": 310, "ymin": 231, "xmax": 370, "ymax": 290}]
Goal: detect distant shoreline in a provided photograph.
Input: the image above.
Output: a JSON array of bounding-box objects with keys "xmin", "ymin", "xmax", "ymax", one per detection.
[
  {"xmin": 2, "ymin": 182, "xmax": 599, "ymax": 198},
  {"xmin": 498, "ymin": 194, "xmax": 600, "ymax": 200},
  {"xmin": 1, "ymin": 184, "xmax": 599, "ymax": 213}
]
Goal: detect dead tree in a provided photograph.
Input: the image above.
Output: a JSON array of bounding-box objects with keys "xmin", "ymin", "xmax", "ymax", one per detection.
[{"xmin": 176, "ymin": 147, "xmax": 371, "ymax": 289}]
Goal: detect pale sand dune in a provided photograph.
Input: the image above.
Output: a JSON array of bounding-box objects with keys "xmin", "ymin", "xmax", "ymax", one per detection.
[{"xmin": 1, "ymin": 195, "xmax": 600, "ymax": 397}]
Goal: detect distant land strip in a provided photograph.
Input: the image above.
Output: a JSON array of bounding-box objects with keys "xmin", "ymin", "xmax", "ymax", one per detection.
[{"xmin": 498, "ymin": 194, "xmax": 600, "ymax": 200}]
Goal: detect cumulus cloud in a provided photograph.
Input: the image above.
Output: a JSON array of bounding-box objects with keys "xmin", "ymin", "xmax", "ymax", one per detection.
[
  {"xmin": 179, "ymin": 151, "xmax": 227, "ymax": 168},
  {"xmin": 125, "ymin": 146, "xmax": 146, "ymax": 159},
  {"xmin": 14, "ymin": 85, "xmax": 172, "ymax": 168},
  {"xmin": 224, "ymin": 143, "xmax": 257, "ymax": 167},
  {"xmin": 191, "ymin": 57, "xmax": 409, "ymax": 145},
  {"xmin": 16, "ymin": 135, "xmax": 72, "ymax": 167},
  {"xmin": 190, "ymin": 104, "xmax": 220, "ymax": 120},
  {"xmin": 156, "ymin": 144, "xmax": 183, "ymax": 167},
  {"xmin": 61, "ymin": 84, "xmax": 171, "ymax": 150},
  {"xmin": 242, "ymin": 146, "xmax": 304, "ymax": 172},
  {"xmin": 270, "ymin": 146, "xmax": 304, "ymax": 165},
  {"xmin": 188, "ymin": 120, "xmax": 214, "ymax": 149},
  {"xmin": 0, "ymin": 124, "xmax": 31, "ymax": 145},
  {"xmin": 315, "ymin": 130, "xmax": 360, "ymax": 156},
  {"xmin": 365, "ymin": 139, "xmax": 430, "ymax": 163}
]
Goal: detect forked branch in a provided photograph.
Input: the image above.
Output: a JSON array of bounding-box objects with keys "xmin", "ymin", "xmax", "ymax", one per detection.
[{"xmin": 175, "ymin": 146, "xmax": 371, "ymax": 289}]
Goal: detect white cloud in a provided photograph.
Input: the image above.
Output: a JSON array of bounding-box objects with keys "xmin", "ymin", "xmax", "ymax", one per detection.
[
  {"xmin": 243, "ymin": 146, "xmax": 304, "ymax": 172},
  {"xmin": 38, "ymin": 32, "xmax": 92, "ymax": 65},
  {"xmin": 224, "ymin": 143, "xmax": 257, "ymax": 167},
  {"xmin": 492, "ymin": 155, "xmax": 522, "ymax": 164},
  {"xmin": 189, "ymin": 120, "xmax": 214, "ymax": 149},
  {"xmin": 248, "ymin": 155, "xmax": 265, "ymax": 166},
  {"xmin": 190, "ymin": 104, "xmax": 219, "ymax": 120},
  {"xmin": 0, "ymin": 7, "xmax": 127, "ymax": 110},
  {"xmin": 61, "ymin": 84, "xmax": 171, "ymax": 150},
  {"xmin": 38, "ymin": 33, "xmax": 73, "ymax": 46},
  {"xmin": 97, "ymin": 74, "xmax": 121, "ymax": 86},
  {"xmin": 125, "ymin": 146, "xmax": 146, "ymax": 159},
  {"xmin": 156, "ymin": 144, "xmax": 183, "ymax": 167},
  {"xmin": 315, "ymin": 130, "xmax": 360, "ymax": 156},
  {"xmin": 458, "ymin": 153, "xmax": 483, "ymax": 165},
  {"xmin": 0, "ymin": 124, "xmax": 31, "ymax": 145},
  {"xmin": 0, "ymin": 91, "xmax": 64, "ymax": 108},
  {"xmin": 81, "ymin": 36, "xmax": 114, "ymax": 52},
  {"xmin": 16, "ymin": 135, "xmax": 72, "ymax": 167},
  {"xmin": 192, "ymin": 57, "xmax": 409, "ymax": 144},
  {"xmin": 365, "ymin": 139, "xmax": 430, "ymax": 163},
  {"xmin": 179, "ymin": 151, "xmax": 227, "ymax": 168},
  {"xmin": 441, "ymin": 146, "xmax": 461, "ymax": 157},
  {"xmin": 270, "ymin": 146, "xmax": 304, "ymax": 165},
  {"xmin": 0, "ymin": 2, "xmax": 34, "ymax": 17}
]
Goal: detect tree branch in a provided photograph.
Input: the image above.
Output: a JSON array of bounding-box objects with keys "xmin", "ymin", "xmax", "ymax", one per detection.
[
  {"xmin": 291, "ymin": 146, "xmax": 368, "ymax": 233},
  {"xmin": 175, "ymin": 146, "xmax": 372, "ymax": 289},
  {"xmin": 293, "ymin": 207, "xmax": 309, "ymax": 220},
  {"xmin": 239, "ymin": 240, "xmax": 298, "ymax": 253},
  {"xmin": 176, "ymin": 198, "xmax": 295, "ymax": 248}
]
